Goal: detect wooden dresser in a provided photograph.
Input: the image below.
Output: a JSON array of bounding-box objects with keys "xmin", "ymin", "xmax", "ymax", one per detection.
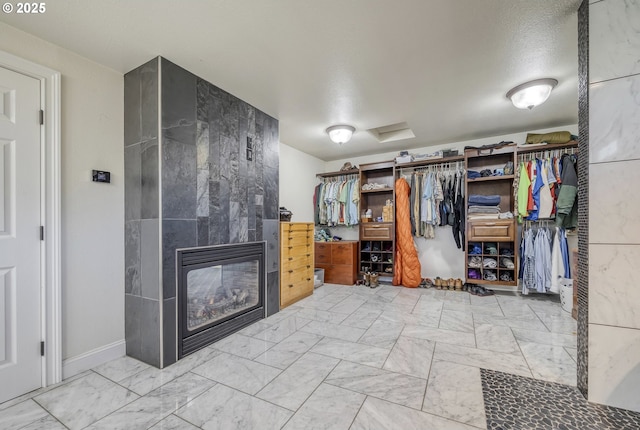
[
  {"xmin": 315, "ymin": 241, "xmax": 358, "ymax": 285},
  {"xmin": 280, "ymin": 222, "xmax": 314, "ymax": 308}
]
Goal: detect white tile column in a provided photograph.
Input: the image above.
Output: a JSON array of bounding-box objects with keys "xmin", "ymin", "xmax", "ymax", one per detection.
[{"xmin": 588, "ymin": 0, "xmax": 640, "ymax": 412}]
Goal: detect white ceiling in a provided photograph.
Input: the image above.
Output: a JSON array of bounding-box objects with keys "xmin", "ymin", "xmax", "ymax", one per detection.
[{"xmin": 1, "ymin": 0, "xmax": 581, "ymax": 161}]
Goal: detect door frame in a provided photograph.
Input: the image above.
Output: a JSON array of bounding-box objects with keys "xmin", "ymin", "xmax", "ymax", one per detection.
[{"xmin": 0, "ymin": 50, "xmax": 62, "ymax": 387}]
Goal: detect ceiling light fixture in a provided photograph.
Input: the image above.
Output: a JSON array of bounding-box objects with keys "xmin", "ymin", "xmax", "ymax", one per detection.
[
  {"xmin": 506, "ymin": 78, "xmax": 558, "ymax": 110},
  {"xmin": 326, "ymin": 125, "xmax": 355, "ymax": 145}
]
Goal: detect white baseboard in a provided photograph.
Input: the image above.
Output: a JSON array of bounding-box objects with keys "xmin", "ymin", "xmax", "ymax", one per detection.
[{"xmin": 62, "ymin": 340, "xmax": 126, "ymax": 379}]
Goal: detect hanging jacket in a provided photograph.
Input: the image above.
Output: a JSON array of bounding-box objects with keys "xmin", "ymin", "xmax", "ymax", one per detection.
[
  {"xmin": 556, "ymin": 154, "xmax": 578, "ymax": 229},
  {"xmin": 393, "ymin": 178, "xmax": 422, "ymax": 288}
]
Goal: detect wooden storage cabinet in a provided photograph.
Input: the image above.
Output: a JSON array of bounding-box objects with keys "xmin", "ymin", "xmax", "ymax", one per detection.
[
  {"xmin": 359, "ymin": 161, "xmax": 396, "ymax": 276},
  {"xmin": 464, "ymin": 144, "xmax": 518, "ymax": 287},
  {"xmin": 280, "ymin": 222, "xmax": 314, "ymax": 308},
  {"xmin": 467, "ymin": 219, "xmax": 515, "ymax": 242},
  {"xmin": 315, "ymin": 241, "xmax": 358, "ymax": 285},
  {"xmin": 360, "ymin": 222, "xmax": 393, "ymax": 240}
]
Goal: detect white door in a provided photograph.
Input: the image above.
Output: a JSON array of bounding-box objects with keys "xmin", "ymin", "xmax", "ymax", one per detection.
[{"xmin": 0, "ymin": 66, "xmax": 42, "ymax": 403}]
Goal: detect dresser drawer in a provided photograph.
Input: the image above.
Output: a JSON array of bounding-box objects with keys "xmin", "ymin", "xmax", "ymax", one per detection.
[
  {"xmin": 323, "ymin": 264, "xmax": 356, "ymax": 285},
  {"xmin": 282, "ymin": 255, "xmax": 313, "ymax": 273},
  {"xmin": 281, "ymin": 269, "xmax": 313, "ymax": 288},
  {"xmin": 283, "ymin": 230, "xmax": 312, "ymax": 240},
  {"xmin": 468, "ymin": 220, "xmax": 515, "ymax": 241},
  {"xmin": 315, "ymin": 243, "xmax": 331, "ymax": 264},
  {"xmin": 282, "ymin": 223, "xmax": 313, "ymax": 232},
  {"xmin": 360, "ymin": 223, "xmax": 393, "ymax": 240},
  {"xmin": 280, "ymin": 278, "xmax": 313, "ymax": 308},
  {"xmin": 282, "ymin": 243, "xmax": 313, "ymax": 258},
  {"xmin": 331, "ymin": 243, "xmax": 355, "ymax": 264}
]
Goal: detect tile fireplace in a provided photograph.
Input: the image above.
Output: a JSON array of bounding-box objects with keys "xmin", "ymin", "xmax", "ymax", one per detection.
[{"xmin": 177, "ymin": 242, "xmax": 265, "ymax": 357}]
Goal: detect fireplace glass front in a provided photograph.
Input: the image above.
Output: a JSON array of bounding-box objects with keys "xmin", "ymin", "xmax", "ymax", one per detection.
[
  {"xmin": 186, "ymin": 261, "xmax": 259, "ymax": 331},
  {"xmin": 177, "ymin": 242, "xmax": 265, "ymax": 358}
]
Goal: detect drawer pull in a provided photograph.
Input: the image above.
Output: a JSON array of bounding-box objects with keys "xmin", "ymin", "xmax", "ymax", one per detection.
[
  {"xmin": 307, "ymin": 254, "xmax": 311, "ymax": 257},
  {"xmin": 288, "ymin": 257, "xmax": 293, "ymax": 261},
  {"xmin": 288, "ymin": 270, "xmax": 293, "ymax": 273},
  {"xmin": 306, "ymin": 278, "xmax": 311, "ymax": 281},
  {"xmin": 288, "ymin": 284, "xmax": 294, "ymax": 288},
  {"xmin": 289, "ymin": 237, "xmax": 293, "ymax": 240},
  {"xmin": 306, "ymin": 265, "xmax": 310, "ymax": 268},
  {"xmin": 288, "ymin": 246, "xmax": 293, "ymax": 249}
]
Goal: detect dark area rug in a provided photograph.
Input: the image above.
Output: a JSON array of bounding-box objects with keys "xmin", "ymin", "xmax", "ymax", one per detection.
[{"xmin": 480, "ymin": 369, "xmax": 640, "ymax": 430}]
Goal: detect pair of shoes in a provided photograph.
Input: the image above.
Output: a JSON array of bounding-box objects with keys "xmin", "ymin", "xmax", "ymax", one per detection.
[
  {"xmin": 384, "ymin": 266, "xmax": 393, "ymax": 273},
  {"xmin": 434, "ymin": 277, "xmax": 443, "ymax": 290},
  {"xmin": 500, "ymin": 257, "xmax": 515, "ymax": 269},
  {"xmin": 369, "ymin": 273, "xmax": 379, "ymax": 288},
  {"xmin": 454, "ymin": 278, "xmax": 463, "ymax": 290},
  {"xmin": 500, "ymin": 248, "xmax": 513, "ymax": 256},
  {"xmin": 468, "ymin": 256, "xmax": 482, "ymax": 268},
  {"xmin": 361, "ymin": 243, "xmax": 371, "ymax": 252},
  {"xmin": 363, "ymin": 272, "xmax": 371, "ymax": 287}
]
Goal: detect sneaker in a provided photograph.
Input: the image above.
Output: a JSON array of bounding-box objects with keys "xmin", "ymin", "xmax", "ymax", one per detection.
[
  {"xmin": 362, "ymin": 243, "xmax": 371, "ymax": 252},
  {"xmin": 500, "ymin": 248, "xmax": 513, "ymax": 256}
]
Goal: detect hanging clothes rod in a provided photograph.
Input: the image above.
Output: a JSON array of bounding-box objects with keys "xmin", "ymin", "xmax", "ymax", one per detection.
[
  {"xmin": 398, "ymin": 160, "xmax": 465, "ymax": 175},
  {"xmin": 517, "ymin": 146, "xmax": 577, "ymax": 162}
]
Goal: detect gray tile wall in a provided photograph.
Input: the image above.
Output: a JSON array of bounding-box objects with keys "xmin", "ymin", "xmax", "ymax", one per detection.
[
  {"xmin": 125, "ymin": 57, "xmax": 280, "ymax": 368},
  {"xmin": 577, "ymin": 0, "xmax": 589, "ymax": 398},
  {"xmin": 124, "ymin": 58, "xmax": 161, "ymax": 367}
]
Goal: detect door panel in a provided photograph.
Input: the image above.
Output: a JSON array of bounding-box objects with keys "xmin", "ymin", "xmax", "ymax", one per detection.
[{"xmin": 0, "ymin": 66, "xmax": 41, "ymax": 403}]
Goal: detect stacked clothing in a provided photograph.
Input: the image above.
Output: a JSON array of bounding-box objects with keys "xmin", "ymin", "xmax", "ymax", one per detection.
[{"xmin": 467, "ymin": 194, "xmax": 509, "ymax": 220}]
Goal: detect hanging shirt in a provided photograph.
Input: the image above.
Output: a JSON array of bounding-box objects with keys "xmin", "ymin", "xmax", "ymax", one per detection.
[
  {"xmin": 534, "ymin": 228, "xmax": 552, "ymax": 293},
  {"xmin": 538, "ymin": 159, "xmax": 554, "ymax": 219},
  {"xmin": 517, "ymin": 162, "xmax": 531, "ymax": 220},
  {"xmin": 550, "ymin": 227, "xmax": 565, "ymax": 293}
]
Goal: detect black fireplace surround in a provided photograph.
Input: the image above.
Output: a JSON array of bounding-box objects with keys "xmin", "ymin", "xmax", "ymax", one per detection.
[{"xmin": 177, "ymin": 241, "xmax": 265, "ymax": 357}]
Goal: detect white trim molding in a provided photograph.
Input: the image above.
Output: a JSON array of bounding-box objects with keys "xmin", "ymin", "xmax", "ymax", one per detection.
[
  {"xmin": 0, "ymin": 50, "xmax": 62, "ymax": 386},
  {"xmin": 62, "ymin": 340, "xmax": 126, "ymax": 380}
]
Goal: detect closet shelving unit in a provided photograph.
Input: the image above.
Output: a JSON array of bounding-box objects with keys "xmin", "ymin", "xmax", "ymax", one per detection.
[
  {"xmin": 314, "ymin": 169, "xmax": 360, "ymax": 285},
  {"xmin": 464, "ymin": 144, "xmax": 518, "ymax": 288},
  {"xmin": 359, "ymin": 161, "xmax": 395, "ymax": 276}
]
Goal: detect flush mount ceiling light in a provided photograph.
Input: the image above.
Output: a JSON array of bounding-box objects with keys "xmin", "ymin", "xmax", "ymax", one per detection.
[
  {"xmin": 326, "ymin": 124, "xmax": 355, "ymax": 144},
  {"xmin": 506, "ymin": 78, "xmax": 558, "ymax": 110}
]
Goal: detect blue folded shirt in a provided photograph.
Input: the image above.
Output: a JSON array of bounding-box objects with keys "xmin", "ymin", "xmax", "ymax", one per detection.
[
  {"xmin": 467, "ymin": 170, "xmax": 481, "ymax": 179},
  {"xmin": 468, "ymin": 194, "xmax": 501, "ymax": 206}
]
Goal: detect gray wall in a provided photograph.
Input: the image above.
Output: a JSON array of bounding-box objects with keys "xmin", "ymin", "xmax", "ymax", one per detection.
[{"xmin": 125, "ymin": 57, "xmax": 280, "ymax": 368}]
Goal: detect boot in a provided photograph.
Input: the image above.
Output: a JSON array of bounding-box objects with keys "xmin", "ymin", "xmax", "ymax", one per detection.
[
  {"xmin": 370, "ymin": 272, "xmax": 379, "ymax": 288},
  {"xmin": 364, "ymin": 272, "xmax": 371, "ymax": 287}
]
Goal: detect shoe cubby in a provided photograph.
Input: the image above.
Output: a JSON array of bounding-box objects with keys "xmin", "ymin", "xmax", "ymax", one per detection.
[
  {"xmin": 360, "ymin": 240, "xmax": 394, "ymax": 275},
  {"xmin": 466, "ymin": 241, "xmax": 517, "ymax": 286}
]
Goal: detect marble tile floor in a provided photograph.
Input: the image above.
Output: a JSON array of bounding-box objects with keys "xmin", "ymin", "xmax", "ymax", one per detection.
[{"xmin": 0, "ymin": 283, "xmax": 591, "ymax": 430}]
